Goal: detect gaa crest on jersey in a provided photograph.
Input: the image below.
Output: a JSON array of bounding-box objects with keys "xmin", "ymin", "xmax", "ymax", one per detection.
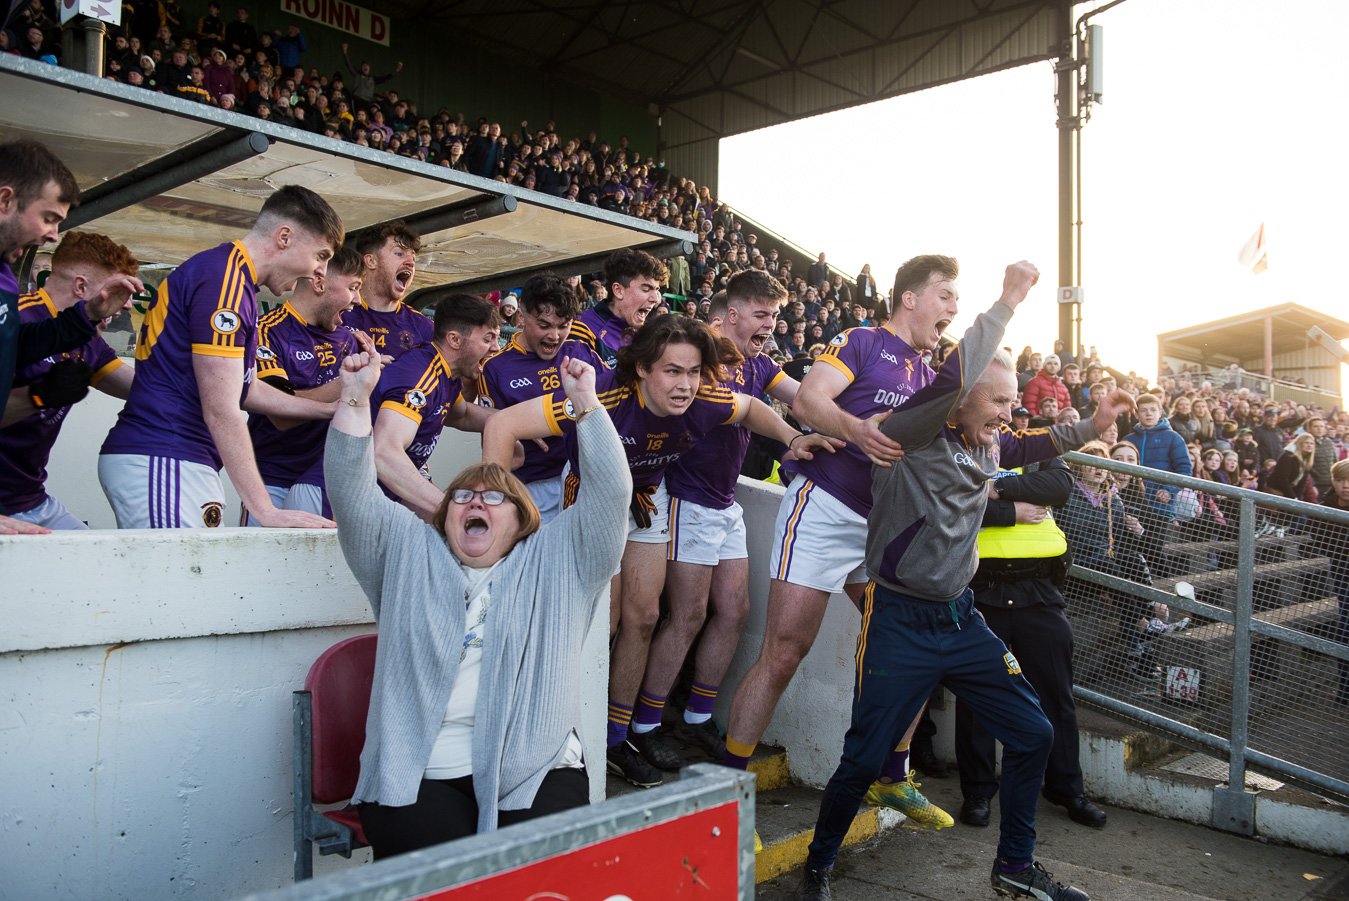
[
  {"xmin": 563, "ymin": 398, "xmax": 576, "ymax": 419},
  {"xmin": 201, "ymin": 502, "xmax": 224, "ymax": 528},
  {"xmin": 212, "ymin": 308, "xmax": 241, "ymax": 334},
  {"xmin": 256, "ymin": 345, "xmax": 276, "ymax": 361},
  {"xmin": 1004, "ymin": 651, "xmax": 1022, "ymax": 675},
  {"xmin": 830, "ymin": 334, "xmax": 847, "ymax": 346},
  {"xmin": 405, "ymin": 389, "xmax": 428, "ymax": 409}
]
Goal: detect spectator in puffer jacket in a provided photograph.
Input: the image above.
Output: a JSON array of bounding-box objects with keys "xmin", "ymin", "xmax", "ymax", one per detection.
[
  {"xmin": 1021, "ymin": 353, "xmax": 1072, "ymax": 416},
  {"xmin": 1123, "ymin": 393, "xmax": 1192, "ymax": 522}
]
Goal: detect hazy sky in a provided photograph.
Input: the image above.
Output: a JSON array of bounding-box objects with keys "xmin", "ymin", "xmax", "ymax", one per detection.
[{"xmin": 720, "ymin": 0, "xmax": 1348, "ymax": 386}]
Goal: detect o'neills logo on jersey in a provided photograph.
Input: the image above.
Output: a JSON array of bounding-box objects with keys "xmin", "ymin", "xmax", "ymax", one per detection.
[{"xmin": 212, "ymin": 308, "xmax": 240, "ymax": 334}]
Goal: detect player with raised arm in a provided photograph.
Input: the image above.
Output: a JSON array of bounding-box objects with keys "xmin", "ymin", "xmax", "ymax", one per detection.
[
  {"xmin": 797, "ymin": 261, "xmax": 1133, "ymax": 901},
  {"xmin": 244, "ymin": 245, "xmax": 367, "ymax": 524},
  {"xmin": 476, "ymin": 272, "xmax": 580, "ymax": 523},
  {"xmin": 0, "ymin": 233, "xmax": 139, "ymax": 528},
  {"xmin": 99, "ymin": 185, "xmax": 344, "ymax": 530},
  {"xmin": 371, "ymin": 293, "xmax": 499, "ymax": 520},
  {"xmin": 722, "ymin": 255, "xmax": 961, "ymax": 829},
  {"xmin": 341, "ymin": 221, "xmax": 432, "ymax": 359},
  {"xmin": 563, "ymin": 248, "xmax": 666, "ymax": 369},
  {"xmin": 483, "ymin": 313, "xmax": 838, "ymax": 789}
]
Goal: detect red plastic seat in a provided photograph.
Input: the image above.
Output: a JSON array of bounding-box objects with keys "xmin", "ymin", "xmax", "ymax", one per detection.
[{"xmin": 293, "ymin": 633, "xmax": 376, "ymax": 880}]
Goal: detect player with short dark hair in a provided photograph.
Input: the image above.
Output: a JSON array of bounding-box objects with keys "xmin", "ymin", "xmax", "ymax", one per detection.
[
  {"xmin": 563, "ymin": 247, "xmax": 668, "ymax": 368},
  {"xmin": 342, "ymin": 221, "xmax": 432, "ymax": 359},
  {"xmin": 476, "ymin": 273, "xmax": 582, "ymax": 523},
  {"xmin": 99, "ymin": 185, "xmax": 345, "ymax": 529},
  {"xmin": 0, "ymin": 232, "xmax": 140, "ymax": 528},
  {"xmin": 245, "ymin": 245, "xmax": 367, "ymax": 523},
  {"xmin": 372, "ymin": 293, "xmax": 500, "ymax": 519}
]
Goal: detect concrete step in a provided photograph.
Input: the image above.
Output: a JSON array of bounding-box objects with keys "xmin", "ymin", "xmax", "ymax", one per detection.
[{"xmin": 755, "ymin": 770, "xmax": 1349, "ymax": 901}]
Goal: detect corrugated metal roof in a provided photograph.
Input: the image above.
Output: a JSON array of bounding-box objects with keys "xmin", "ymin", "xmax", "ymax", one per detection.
[{"xmin": 381, "ymin": 0, "xmax": 1067, "ymax": 139}]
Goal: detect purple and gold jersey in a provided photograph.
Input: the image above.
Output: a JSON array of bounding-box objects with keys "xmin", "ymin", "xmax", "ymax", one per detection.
[
  {"xmin": 475, "ymin": 335, "xmax": 567, "ymax": 483},
  {"xmin": 561, "ymin": 302, "xmax": 628, "ymax": 369},
  {"xmin": 783, "ymin": 326, "xmax": 933, "ymax": 517},
  {"xmin": 248, "ymin": 302, "xmax": 358, "ymax": 488},
  {"xmin": 373, "ymin": 342, "xmax": 465, "ymax": 478},
  {"xmin": 550, "ymin": 368, "xmax": 741, "ymax": 501},
  {"xmin": 101, "ymin": 241, "xmax": 258, "ymax": 469},
  {"xmin": 0, "ymin": 290, "xmax": 123, "ymax": 513},
  {"xmin": 341, "ymin": 296, "xmax": 434, "ymax": 359},
  {"xmin": 666, "ymin": 353, "xmax": 785, "ymax": 510}
]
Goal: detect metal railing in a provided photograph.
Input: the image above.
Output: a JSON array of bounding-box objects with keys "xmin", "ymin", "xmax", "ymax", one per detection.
[
  {"xmin": 1057, "ymin": 451, "xmax": 1349, "ymax": 833},
  {"xmin": 244, "ymin": 764, "xmax": 754, "ymax": 901}
]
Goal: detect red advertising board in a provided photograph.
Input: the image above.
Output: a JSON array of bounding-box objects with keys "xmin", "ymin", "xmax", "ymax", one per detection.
[{"xmin": 415, "ymin": 802, "xmax": 742, "ymax": 900}]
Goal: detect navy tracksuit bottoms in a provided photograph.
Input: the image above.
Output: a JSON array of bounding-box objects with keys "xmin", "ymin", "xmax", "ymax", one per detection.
[{"xmin": 805, "ymin": 582, "xmax": 1054, "ymax": 870}]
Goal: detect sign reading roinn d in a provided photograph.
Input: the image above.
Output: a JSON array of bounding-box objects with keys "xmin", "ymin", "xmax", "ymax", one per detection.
[{"xmin": 281, "ymin": 0, "xmax": 390, "ymax": 46}]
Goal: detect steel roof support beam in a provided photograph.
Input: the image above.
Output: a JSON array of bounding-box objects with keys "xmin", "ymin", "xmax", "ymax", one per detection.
[
  {"xmin": 347, "ymin": 194, "xmax": 519, "ymax": 245},
  {"xmin": 63, "ymin": 131, "xmax": 272, "ymax": 231},
  {"xmin": 413, "ymin": 239, "xmax": 692, "ymax": 304}
]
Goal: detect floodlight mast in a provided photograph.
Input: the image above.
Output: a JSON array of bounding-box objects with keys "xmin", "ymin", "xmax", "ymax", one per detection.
[{"xmin": 1057, "ymin": 0, "xmax": 1124, "ymax": 364}]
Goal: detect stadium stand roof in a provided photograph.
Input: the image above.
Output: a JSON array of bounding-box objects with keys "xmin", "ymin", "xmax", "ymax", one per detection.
[
  {"xmin": 0, "ymin": 55, "xmax": 691, "ymax": 297},
  {"xmin": 376, "ymin": 0, "xmax": 1071, "ymax": 189},
  {"xmin": 1158, "ymin": 303, "xmax": 1349, "ymax": 362}
]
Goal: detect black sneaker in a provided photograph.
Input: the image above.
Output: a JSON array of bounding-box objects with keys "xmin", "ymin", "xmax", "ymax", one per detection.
[
  {"xmin": 992, "ymin": 860, "xmax": 1090, "ymax": 900},
  {"xmin": 630, "ymin": 728, "xmax": 686, "ymax": 771},
  {"xmin": 1041, "ymin": 788, "xmax": 1107, "ymax": 828},
  {"xmin": 912, "ymin": 747, "xmax": 950, "ymax": 778},
  {"xmin": 677, "ymin": 718, "xmax": 726, "ymax": 760},
  {"xmin": 798, "ymin": 866, "xmax": 832, "ymax": 900},
  {"xmin": 607, "ymin": 740, "xmax": 663, "ymax": 787}
]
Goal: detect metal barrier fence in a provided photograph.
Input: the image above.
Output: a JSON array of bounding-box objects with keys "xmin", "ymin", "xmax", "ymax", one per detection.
[
  {"xmin": 245, "ymin": 764, "xmax": 754, "ymax": 901},
  {"xmin": 1057, "ymin": 451, "xmax": 1349, "ymax": 833}
]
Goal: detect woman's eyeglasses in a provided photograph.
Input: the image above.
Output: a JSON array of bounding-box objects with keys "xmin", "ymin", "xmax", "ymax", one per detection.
[{"xmin": 451, "ymin": 488, "xmax": 507, "ymax": 506}]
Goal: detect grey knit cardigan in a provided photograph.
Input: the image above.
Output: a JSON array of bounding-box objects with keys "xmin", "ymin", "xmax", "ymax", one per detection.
[{"xmin": 324, "ymin": 409, "xmax": 631, "ymax": 831}]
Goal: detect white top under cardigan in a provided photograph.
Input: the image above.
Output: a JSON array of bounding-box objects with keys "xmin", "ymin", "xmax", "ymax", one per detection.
[{"xmin": 324, "ymin": 408, "xmax": 630, "ymax": 831}]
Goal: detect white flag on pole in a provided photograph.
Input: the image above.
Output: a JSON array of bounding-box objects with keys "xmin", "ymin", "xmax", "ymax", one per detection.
[{"xmin": 1238, "ymin": 223, "xmax": 1268, "ymax": 274}]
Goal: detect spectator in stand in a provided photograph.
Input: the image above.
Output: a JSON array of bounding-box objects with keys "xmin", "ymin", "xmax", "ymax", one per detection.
[
  {"xmin": 1017, "ymin": 352, "xmax": 1041, "ymax": 392},
  {"xmin": 855, "ymin": 263, "xmax": 878, "ymax": 309},
  {"xmin": 807, "ymin": 251, "xmax": 828, "ymax": 288},
  {"xmin": 274, "ymin": 23, "xmax": 307, "ymax": 70},
  {"xmin": 1191, "ymin": 397, "xmax": 1216, "ymax": 448},
  {"xmin": 1307, "ymin": 417, "xmax": 1338, "ymax": 499},
  {"xmin": 1021, "ymin": 353, "xmax": 1072, "ymax": 417},
  {"xmin": 224, "ymin": 6, "xmax": 258, "ymax": 58},
  {"xmin": 196, "ymin": 2, "xmax": 226, "ymax": 51},
  {"xmin": 201, "ymin": 46, "xmax": 234, "ymax": 103},
  {"xmin": 1123, "ymin": 393, "xmax": 1192, "ymax": 524},
  {"xmin": 1312, "ymin": 459, "xmax": 1349, "ymax": 705},
  {"xmin": 1252, "ymin": 406, "xmax": 1286, "ymax": 465},
  {"xmin": 341, "ymin": 42, "xmax": 404, "ymax": 108},
  {"xmin": 1169, "ymin": 396, "xmax": 1197, "ymax": 445},
  {"xmin": 1265, "ymin": 432, "xmax": 1318, "ymax": 503}
]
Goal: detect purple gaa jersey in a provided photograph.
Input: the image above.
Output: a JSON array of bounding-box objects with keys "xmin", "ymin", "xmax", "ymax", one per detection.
[
  {"xmin": 102, "ymin": 241, "xmax": 259, "ymax": 469},
  {"xmin": 783, "ymin": 326, "xmax": 933, "ymax": 517},
  {"xmin": 475, "ymin": 335, "xmax": 567, "ymax": 483},
  {"xmin": 341, "ymin": 296, "xmax": 434, "ymax": 359},
  {"xmin": 665, "ymin": 353, "xmax": 785, "ymax": 510},
  {"xmin": 561, "ymin": 301, "xmax": 628, "ymax": 369},
  {"xmin": 248, "ymin": 302, "xmax": 359, "ymax": 488},
  {"xmin": 373, "ymin": 342, "xmax": 465, "ymax": 481},
  {"xmin": 0, "ymin": 290, "xmax": 124, "ymax": 513},
  {"xmin": 549, "ymin": 367, "xmax": 741, "ymax": 499}
]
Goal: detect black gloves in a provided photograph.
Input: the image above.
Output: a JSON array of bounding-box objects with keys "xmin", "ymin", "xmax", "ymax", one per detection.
[{"xmin": 29, "ymin": 359, "xmax": 92, "ymax": 409}]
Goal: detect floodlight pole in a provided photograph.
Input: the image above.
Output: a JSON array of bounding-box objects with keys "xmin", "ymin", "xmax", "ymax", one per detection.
[{"xmin": 1055, "ymin": 4, "xmax": 1079, "ymax": 363}]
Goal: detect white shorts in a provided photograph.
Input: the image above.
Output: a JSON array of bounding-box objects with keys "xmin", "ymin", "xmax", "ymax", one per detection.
[
  {"xmin": 242, "ymin": 483, "xmax": 326, "ymax": 526},
  {"xmin": 626, "ymin": 479, "xmax": 671, "ymax": 545},
  {"xmin": 767, "ymin": 478, "xmax": 868, "ymax": 593},
  {"xmin": 526, "ymin": 475, "xmax": 563, "ymax": 525},
  {"xmin": 98, "ymin": 454, "xmax": 227, "ymax": 529},
  {"xmin": 667, "ymin": 497, "xmax": 748, "ymax": 566},
  {"xmin": 10, "ymin": 495, "xmax": 88, "ymax": 530}
]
